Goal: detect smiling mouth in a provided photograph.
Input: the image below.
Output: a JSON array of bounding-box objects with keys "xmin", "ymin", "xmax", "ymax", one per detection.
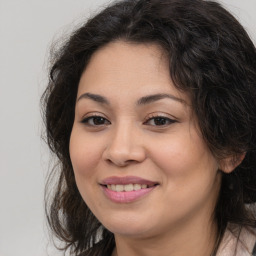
[
  {"xmin": 103, "ymin": 183, "xmax": 157, "ymax": 192},
  {"xmin": 100, "ymin": 176, "xmax": 159, "ymax": 203},
  {"xmin": 101, "ymin": 182, "xmax": 159, "ymax": 203}
]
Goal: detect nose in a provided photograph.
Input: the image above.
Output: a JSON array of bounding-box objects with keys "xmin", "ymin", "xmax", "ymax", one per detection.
[{"xmin": 103, "ymin": 121, "xmax": 146, "ymax": 167}]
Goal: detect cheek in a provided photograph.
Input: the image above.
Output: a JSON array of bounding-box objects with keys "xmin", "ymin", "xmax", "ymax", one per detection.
[
  {"xmin": 69, "ymin": 129, "xmax": 104, "ymax": 210},
  {"xmin": 149, "ymin": 134, "xmax": 205, "ymax": 171},
  {"xmin": 148, "ymin": 129, "xmax": 218, "ymax": 187},
  {"xmin": 69, "ymin": 129, "xmax": 102, "ymax": 179},
  {"xmin": 148, "ymin": 134, "xmax": 220, "ymax": 223}
]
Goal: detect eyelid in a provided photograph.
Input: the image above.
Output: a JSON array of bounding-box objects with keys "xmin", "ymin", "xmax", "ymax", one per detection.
[
  {"xmin": 80, "ymin": 112, "xmax": 111, "ymax": 126},
  {"xmin": 79, "ymin": 112, "xmax": 178, "ymax": 127},
  {"xmin": 143, "ymin": 113, "xmax": 178, "ymax": 126},
  {"xmin": 80, "ymin": 112, "xmax": 109, "ymax": 120}
]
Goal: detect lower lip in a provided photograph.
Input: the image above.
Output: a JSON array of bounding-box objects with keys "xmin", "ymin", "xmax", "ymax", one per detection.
[{"xmin": 101, "ymin": 186, "xmax": 156, "ymax": 203}]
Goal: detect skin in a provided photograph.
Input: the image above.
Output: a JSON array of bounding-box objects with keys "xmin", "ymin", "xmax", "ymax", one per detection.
[{"xmin": 69, "ymin": 41, "xmax": 223, "ymax": 256}]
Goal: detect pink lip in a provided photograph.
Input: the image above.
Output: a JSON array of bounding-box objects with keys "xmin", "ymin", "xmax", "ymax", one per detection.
[
  {"xmin": 101, "ymin": 176, "xmax": 158, "ymax": 186},
  {"xmin": 101, "ymin": 186, "xmax": 156, "ymax": 203},
  {"xmin": 100, "ymin": 176, "xmax": 159, "ymax": 203}
]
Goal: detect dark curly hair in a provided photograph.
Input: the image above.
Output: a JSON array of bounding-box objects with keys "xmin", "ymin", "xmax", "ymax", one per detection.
[{"xmin": 42, "ymin": 0, "xmax": 256, "ymax": 255}]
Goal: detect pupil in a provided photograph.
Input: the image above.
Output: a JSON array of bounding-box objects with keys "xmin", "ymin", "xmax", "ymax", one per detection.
[
  {"xmin": 155, "ymin": 117, "xmax": 166, "ymax": 125},
  {"xmin": 94, "ymin": 117, "xmax": 105, "ymax": 125}
]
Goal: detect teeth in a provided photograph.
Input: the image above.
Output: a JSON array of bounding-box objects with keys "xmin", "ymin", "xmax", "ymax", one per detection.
[
  {"xmin": 123, "ymin": 184, "xmax": 133, "ymax": 191},
  {"xmin": 134, "ymin": 184, "xmax": 142, "ymax": 190},
  {"xmin": 106, "ymin": 184, "xmax": 151, "ymax": 192},
  {"xmin": 116, "ymin": 185, "xmax": 124, "ymax": 192}
]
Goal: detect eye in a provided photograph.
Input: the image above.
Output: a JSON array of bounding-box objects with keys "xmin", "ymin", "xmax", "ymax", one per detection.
[
  {"xmin": 144, "ymin": 116, "xmax": 176, "ymax": 126},
  {"xmin": 81, "ymin": 115, "xmax": 111, "ymax": 126}
]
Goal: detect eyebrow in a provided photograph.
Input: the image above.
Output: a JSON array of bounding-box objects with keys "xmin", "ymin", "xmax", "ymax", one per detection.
[
  {"xmin": 77, "ymin": 92, "xmax": 110, "ymax": 104},
  {"xmin": 77, "ymin": 92, "xmax": 185, "ymax": 105},
  {"xmin": 137, "ymin": 93, "xmax": 185, "ymax": 105}
]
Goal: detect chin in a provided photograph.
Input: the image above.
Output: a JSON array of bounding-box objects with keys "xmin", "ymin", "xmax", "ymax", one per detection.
[{"xmin": 100, "ymin": 214, "xmax": 155, "ymax": 237}]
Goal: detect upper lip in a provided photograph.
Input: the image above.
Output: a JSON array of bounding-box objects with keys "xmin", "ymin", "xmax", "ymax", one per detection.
[{"xmin": 100, "ymin": 176, "xmax": 159, "ymax": 186}]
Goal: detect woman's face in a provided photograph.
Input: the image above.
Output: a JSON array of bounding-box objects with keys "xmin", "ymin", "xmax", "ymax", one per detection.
[{"xmin": 69, "ymin": 41, "xmax": 221, "ymax": 238}]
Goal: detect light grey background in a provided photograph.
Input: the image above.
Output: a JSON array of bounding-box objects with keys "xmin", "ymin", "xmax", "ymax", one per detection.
[{"xmin": 0, "ymin": 1, "xmax": 255, "ymax": 256}]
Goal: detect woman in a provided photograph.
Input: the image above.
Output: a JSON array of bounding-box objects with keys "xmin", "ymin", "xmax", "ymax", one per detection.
[{"xmin": 42, "ymin": 0, "xmax": 256, "ymax": 255}]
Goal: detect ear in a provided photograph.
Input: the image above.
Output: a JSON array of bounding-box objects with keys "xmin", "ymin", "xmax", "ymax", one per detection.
[{"xmin": 219, "ymin": 153, "xmax": 246, "ymax": 173}]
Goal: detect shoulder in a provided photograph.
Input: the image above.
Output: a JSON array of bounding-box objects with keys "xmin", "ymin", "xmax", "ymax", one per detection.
[{"xmin": 217, "ymin": 224, "xmax": 256, "ymax": 256}]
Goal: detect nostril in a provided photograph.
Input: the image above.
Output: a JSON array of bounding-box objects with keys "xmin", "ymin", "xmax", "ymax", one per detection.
[
  {"xmin": 126, "ymin": 159, "xmax": 137, "ymax": 164},
  {"xmin": 105, "ymin": 158, "xmax": 136, "ymax": 167},
  {"xmin": 103, "ymin": 139, "xmax": 146, "ymax": 166}
]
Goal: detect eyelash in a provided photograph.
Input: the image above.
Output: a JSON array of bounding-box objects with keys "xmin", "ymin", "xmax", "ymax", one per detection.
[
  {"xmin": 81, "ymin": 115, "xmax": 111, "ymax": 126},
  {"xmin": 80, "ymin": 114, "xmax": 177, "ymax": 127},
  {"xmin": 143, "ymin": 114, "xmax": 177, "ymax": 126}
]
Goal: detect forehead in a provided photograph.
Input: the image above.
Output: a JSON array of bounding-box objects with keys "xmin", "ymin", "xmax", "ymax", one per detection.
[
  {"xmin": 87, "ymin": 40, "xmax": 168, "ymax": 72},
  {"xmin": 77, "ymin": 40, "xmax": 189, "ymax": 104}
]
